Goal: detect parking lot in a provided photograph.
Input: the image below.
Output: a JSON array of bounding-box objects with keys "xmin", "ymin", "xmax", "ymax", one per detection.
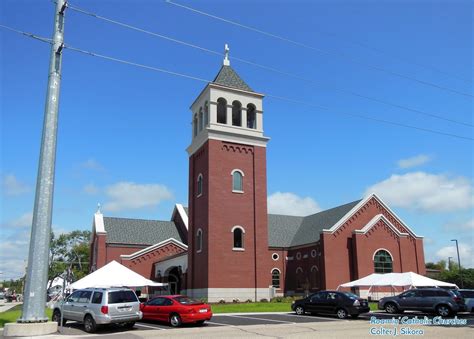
[{"xmin": 57, "ymin": 311, "xmax": 474, "ymax": 335}]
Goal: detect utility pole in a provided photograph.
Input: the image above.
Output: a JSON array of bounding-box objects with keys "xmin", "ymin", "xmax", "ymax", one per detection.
[
  {"xmin": 451, "ymin": 239, "xmax": 463, "ymax": 289},
  {"xmin": 18, "ymin": 0, "xmax": 67, "ymax": 323}
]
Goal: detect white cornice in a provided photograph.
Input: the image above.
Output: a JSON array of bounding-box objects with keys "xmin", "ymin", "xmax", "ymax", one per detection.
[
  {"xmin": 322, "ymin": 193, "xmax": 422, "ymax": 239},
  {"xmin": 353, "ymin": 214, "xmax": 409, "ymax": 237},
  {"xmin": 120, "ymin": 238, "xmax": 188, "ymax": 261}
]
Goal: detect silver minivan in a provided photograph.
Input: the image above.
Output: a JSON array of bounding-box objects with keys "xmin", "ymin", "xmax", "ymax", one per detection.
[{"xmin": 52, "ymin": 287, "xmax": 142, "ymax": 333}]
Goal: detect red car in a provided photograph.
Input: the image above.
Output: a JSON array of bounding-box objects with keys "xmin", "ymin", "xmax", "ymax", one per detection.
[{"xmin": 140, "ymin": 295, "xmax": 212, "ymax": 327}]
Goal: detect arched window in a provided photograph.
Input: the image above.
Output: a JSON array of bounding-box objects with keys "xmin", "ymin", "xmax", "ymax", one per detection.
[
  {"xmin": 196, "ymin": 229, "xmax": 203, "ymax": 253},
  {"xmin": 197, "ymin": 174, "xmax": 203, "ymax": 197},
  {"xmin": 231, "ymin": 169, "xmax": 244, "ymax": 192},
  {"xmin": 232, "ymin": 100, "xmax": 242, "ymax": 126},
  {"xmin": 374, "ymin": 249, "xmax": 393, "ymax": 273},
  {"xmin": 204, "ymin": 101, "xmax": 209, "ymax": 126},
  {"xmin": 271, "ymin": 269, "xmax": 281, "ymax": 288},
  {"xmin": 193, "ymin": 114, "xmax": 198, "ymax": 137},
  {"xmin": 217, "ymin": 98, "xmax": 227, "ymax": 124},
  {"xmin": 232, "ymin": 226, "xmax": 245, "ymax": 249},
  {"xmin": 296, "ymin": 267, "xmax": 304, "ymax": 290},
  {"xmin": 247, "ymin": 104, "xmax": 256, "ymax": 129},
  {"xmin": 310, "ymin": 266, "xmax": 319, "ymax": 288},
  {"xmin": 199, "ymin": 107, "xmax": 204, "ymax": 131}
]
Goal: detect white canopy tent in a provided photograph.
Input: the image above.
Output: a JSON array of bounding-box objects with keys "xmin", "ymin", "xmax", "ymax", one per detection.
[
  {"xmin": 69, "ymin": 260, "xmax": 166, "ymax": 290},
  {"xmin": 337, "ymin": 272, "xmax": 457, "ymax": 298}
]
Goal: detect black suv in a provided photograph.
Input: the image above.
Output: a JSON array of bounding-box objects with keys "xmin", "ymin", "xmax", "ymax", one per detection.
[
  {"xmin": 378, "ymin": 288, "xmax": 466, "ymax": 317},
  {"xmin": 291, "ymin": 291, "xmax": 370, "ymax": 319}
]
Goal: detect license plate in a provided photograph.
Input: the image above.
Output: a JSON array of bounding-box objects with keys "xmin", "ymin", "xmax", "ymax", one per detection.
[{"xmin": 199, "ymin": 309, "xmax": 208, "ymax": 313}]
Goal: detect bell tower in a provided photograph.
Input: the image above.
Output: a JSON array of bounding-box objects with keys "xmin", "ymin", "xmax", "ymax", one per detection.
[{"xmin": 186, "ymin": 46, "xmax": 271, "ymax": 302}]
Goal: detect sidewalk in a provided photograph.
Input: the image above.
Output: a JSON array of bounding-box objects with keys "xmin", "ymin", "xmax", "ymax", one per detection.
[{"xmin": 0, "ymin": 302, "xmax": 21, "ymax": 314}]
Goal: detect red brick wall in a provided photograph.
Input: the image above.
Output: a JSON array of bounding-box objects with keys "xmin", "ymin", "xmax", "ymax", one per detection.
[
  {"xmin": 188, "ymin": 139, "xmax": 272, "ymax": 291},
  {"xmin": 322, "ymin": 197, "xmax": 425, "ymax": 290}
]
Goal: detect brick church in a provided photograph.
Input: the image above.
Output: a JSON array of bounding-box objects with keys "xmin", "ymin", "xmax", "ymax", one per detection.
[{"xmin": 89, "ymin": 52, "xmax": 426, "ymax": 302}]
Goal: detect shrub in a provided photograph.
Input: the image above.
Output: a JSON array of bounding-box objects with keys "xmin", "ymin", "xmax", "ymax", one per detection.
[
  {"xmin": 232, "ymin": 298, "xmax": 240, "ymax": 303},
  {"xmin": 199, "ymin": 297, "xmax": 208, "ymax": 303},
  {"xmin": 259, "ymin": 298, "xmax": 268, "ymax": 303},
  {"xmin": 218, "ymin": 299, "xmax": 226, "ymax": 304},
  {"xmin": 245, "ymin": 299, "xmax": 253, "ymax": 303}
]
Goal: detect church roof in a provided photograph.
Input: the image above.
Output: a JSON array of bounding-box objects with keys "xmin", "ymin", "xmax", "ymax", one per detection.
[
  {"xmin": 268, "ymin": 199, "xmax": 362, "ymax": 247},
  {"xmin": 212, "ymin": 65, "xmax": 254, "ymax": 92},
  {"xmin": 103, "ymin": 217, "xmax": 185, "ymax": 245}
]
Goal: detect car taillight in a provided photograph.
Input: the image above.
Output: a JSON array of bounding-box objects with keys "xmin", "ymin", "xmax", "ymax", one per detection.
[
  {"xmin": 353, "ymin": 300, "xmax": 360, "ymax": 306},
  {"xmin": 453, "ymin": 296, "xmax": 462, "ymax": 303},
  {"xmin": 101, "ymin": 306, "xmax": 108, "ymax": 314}
]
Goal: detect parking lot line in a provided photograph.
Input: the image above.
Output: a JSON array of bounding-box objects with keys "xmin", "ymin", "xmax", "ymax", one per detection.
[
  {"xmin": 135, "ymin": 323, "xmax": 167, "ymax": 330},
  {"xmin": 224, "ymin": 314, "xmax": 295, "ymax": 324},
  {"xmin": 293, "ymin": 314, "xmax": 342, "ymax": 321},
  {"xmin": 206, "ymin": 321, "xmax": 234, "ymax": 326}
]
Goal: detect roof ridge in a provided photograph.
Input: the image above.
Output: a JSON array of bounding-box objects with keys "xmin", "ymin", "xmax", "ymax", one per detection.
[
  {"xmin": 103, "ymin": 216, "xmax": 173, "ymax": 223},
  {"xmin": 212, "ymin": 65, "xmax": 254, "ymax": 92}
]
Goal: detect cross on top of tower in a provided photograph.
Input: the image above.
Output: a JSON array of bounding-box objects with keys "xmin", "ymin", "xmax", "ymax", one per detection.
[{"xmin": 223, "ymin": 44, "xmax": 230, "ymax": 66}]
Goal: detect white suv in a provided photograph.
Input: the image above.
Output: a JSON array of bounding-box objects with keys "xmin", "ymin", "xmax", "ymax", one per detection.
[{"xmin": 52, "ymin": 287, "xmax": 142, "ymax": 333}]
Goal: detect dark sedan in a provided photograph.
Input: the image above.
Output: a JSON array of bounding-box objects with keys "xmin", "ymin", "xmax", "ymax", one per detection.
[{"xmin": 291, "ymin": 291, "xmax": 370, "ymax": 319}]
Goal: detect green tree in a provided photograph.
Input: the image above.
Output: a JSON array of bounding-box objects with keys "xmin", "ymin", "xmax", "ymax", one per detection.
[{"xmin": 48, "ymin": 230, "xmax": 91, "ymax": 286}]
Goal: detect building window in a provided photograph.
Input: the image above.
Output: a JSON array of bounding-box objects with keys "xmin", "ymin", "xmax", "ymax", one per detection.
[
  {"xmin": 247, "ymin": 104, "xmax": 256, "ymax": 129},
  {"xmin": 204, "ymin": 101, "xmax": 209, "ymax": 126},
  {"xmin": 232, "ymin": 226, "xmax": 245, "ymax": 250},
  {"xmin": 197, "ymin": 174, "xmax": 203, "ymax": 197},
  {"xmin": 271, "ymin": 269, "xmax": 281, "ymax": 288},
  {"xmin": 231, "ymin": 169, "xmax": 244, "ymax": 192},
  {"xmin": 374, "ymin": 249, "xmax": 393, "ymax": 273},
  {"xmin": 296, "ymin": 252, "xmax": 301, "ymax": 260},
  {"xmin": 232, "ymin": 100, "xmax": 242, "ymax": 126},
  {"xmin": 296, "ymin": 267, "xmax": 304, "ymax": 289},
  {"xmin": 272, "ymin": 253, "xmax": 279, "ymax": 261},
  {"xmin": 217, "ymin": 98, "xmax": 227, "ymax": 124},
  {"xmin": 196, "ymin": 229, "xmax": 203, "ymax": 253},
  {"xmin": 310, "ymin": 266, "xmax": 319, "ymax": 288},
  {"xmin": 193, "ymin": 114, "xmax": 198, "ymax": 137},
  {"xmin": 199, "ymin": 107, "xmax": 204, "ymax": 131},
  {"xmin": 311, "ymin": 249, "xmax": 317, "ymax": 258}
]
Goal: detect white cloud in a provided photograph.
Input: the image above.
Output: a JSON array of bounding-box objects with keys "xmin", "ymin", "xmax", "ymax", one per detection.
[
  {"xmin": 268, "ymin": 192, "xmax": 321, "ymax": 216},
  {"xmin": 0, "ymin": 232, "xmax": 30, "ymax": 279},
  {"xmin": 365, "ymin": 172, "xmax": 473, "ymax": 212},
  {"xmin": 103, "ymin": 181, "xmax": 173, "ymax": 212},
  {"xmin": 436, "ymin": 243, "xmax": 473, "ymax": 268},
  {"xmin": 397, "ymin": 154, "xmax": 431, "ymax": 169},
  {"xmin": 81, "ymin": 158, "xmax": 105, "ymax": 172},
  {"xmin": 2, "ymin": 212, "xmax": 32, "ymax": 229},
  {"xmin": 444, "ymin": 218, "xmax": 474, "ymax": 231},
  {"xmin": 2, "ymin": 174, "xmax": 30, "ymax": 196},
  {"xmin": 83, "ymin": 183, "xmax": 99, "ymax": 195}
]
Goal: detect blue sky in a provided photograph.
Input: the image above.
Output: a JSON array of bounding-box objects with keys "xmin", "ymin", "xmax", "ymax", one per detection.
[{"xmin": 1, "ymin": 0, "xmax": 472, "ymax": 280}]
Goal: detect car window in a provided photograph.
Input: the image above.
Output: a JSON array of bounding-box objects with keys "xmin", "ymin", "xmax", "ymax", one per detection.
[
  {"xmin": 163, "ymin": 298, "xmax": 173, "ymax": 306},
  {"xmin": 435, "ymin": 290, "xmax": 450, "ymax": 297},
  {"xmin": 67, "ymin": 291, "xmax": 82, "ymax": 302},
  {"xmin": 343, "ymin": 292, "xmax": 359, "ymax": 299},
  {"xmin": 148, "ymin": 297, "xmax": 166, "ymax": 306},
  {"xmin": 460, "ymin": 291, "xmax": 474, "ymax": 298},
  {"xmin": 108, "ymin": 290, "xmax": 139, "ymax": 304},
  {"xmin": 420, "ymin": 290, "xmax": 437, "ymax": 297},
  {"xmin": 327, "ymin": 292, "xmax": 338, "ymax": 300},
  {"xmin": 174, "ymin": 296, "xmax": 200, "ymax": 305},
  {"xmin": 78, "ymin": 291, "xmax": 92, "ymax": 303},
  {"xmin": 400, "ymin": 290, "xmax": 418, "ymax": 298},
  {"xmin": 91, "ymin": 292, "xmax": 103, "ymax": 304},
  {"xmin": 310, "ymin": 294, "xmax": 322, "ymax": 302}
]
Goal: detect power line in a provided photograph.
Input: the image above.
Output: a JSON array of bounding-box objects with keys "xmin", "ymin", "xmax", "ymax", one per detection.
[
  {"xmin": 165, "ymin": 0, "xmax": 474, "ymax": 99},
  {"xmin": 66, "ymin": 4, "xmax": 473, "ymax": 127},
  {"xmin": 63, "ymin": 45, "xmax": 474, "ymax": 141},
  {"xmin": 0, "ymin": 24, "xmax": 52, "ymax": 44},
  {"xmin": 1, "ymin": 24, "xmax": 471, "ymax": 141}
]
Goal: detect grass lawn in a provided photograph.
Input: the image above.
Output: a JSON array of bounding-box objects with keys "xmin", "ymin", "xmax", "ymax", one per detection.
[
  {"xmin": 211, "ymin": 302, "xmax": 293, "ymax": 313},
  {"xmin": 0, "ymin": 305, "xmax": 53, "ymax": 328}
]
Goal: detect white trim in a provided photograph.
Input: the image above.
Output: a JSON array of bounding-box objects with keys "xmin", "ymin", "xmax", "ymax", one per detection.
[
  {"xmin": 296, "ymin": 267, "xmax": 303, "ymax": 274},
  {"xmin": 322, "ymin": 193, "xmax": 422, "ymax": 238},
  {"xmin": 93, "ymin": 212, "xmax": 106, "ymax": 234},
  {"xmin": 196, "ymin": 228, "xmax": 203, "ymax": 253},
  {"xmin": 296, "ymin": 252, "xmax": 301, "ymax": 260},
  {"xmin": 372, "ymin": 248, "xmax": 394, "ymax": 261},
  {"xmin": 120, "ymin": 238, "xmax": 188, "ymax": 260},
  {"xmin": 232, "ymin": 248, "xmax": 245, "ymax": 252},
  {"xmin": 197, "ymin": 173, "xmax": 203, "ymax": 197},
  {"xmin": 272, "ymin": 253, "xmax": 279, "ymax": 261},
  {"xmin": 271, "ymin": 268, "xmax": 281, "ymax": 274},
  {"xmin": 231, "ymin": 169, "xmax": 245, "ymax": 176},
  {"xmin": 172, "ymin": 203, "xmax": 189, "ymax": 231},
  {"xmin": 354, "ymin": 214, "xmax": 409, "ymax": 237},
  {"xmin": 311, "ymin": 249, "xmax": 317, "ymax": 258},
  {"xmin": 310, "ymin": 265, "xmax": 319, "ymax": 272},
  {"xmin": 231, "ymin": 225, "xmax": 245, "ymax": 233}
]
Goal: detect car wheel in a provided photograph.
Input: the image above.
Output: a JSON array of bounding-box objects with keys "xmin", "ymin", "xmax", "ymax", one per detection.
[
  {"xmin": 84, "ymin": 315, "xmax": 97, "ymax": 333},
  {"xmin": 126, "ymin": 321, "xmax": 135, "ymax": 328},
  {"xmin": 436, "ymin": 305, "xmax": 451, "ymax": 317},
  {"xmin": 295, "ymin": 305, "xmax": 305, "ymax": 315},
  {"xmin": 52, "ymin": 310, "xmax": 66, "ymax": 326},
  {"xmin": 384, "ymin": 302, "xmax": 398, "ymax": 314},
  {"xmin": 169, "ymin": 314, "xmax": 182, "ymax": 327},
  {"xmin": 336, "ymin": 308, "xmax": 348, "ymax": 319}
]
